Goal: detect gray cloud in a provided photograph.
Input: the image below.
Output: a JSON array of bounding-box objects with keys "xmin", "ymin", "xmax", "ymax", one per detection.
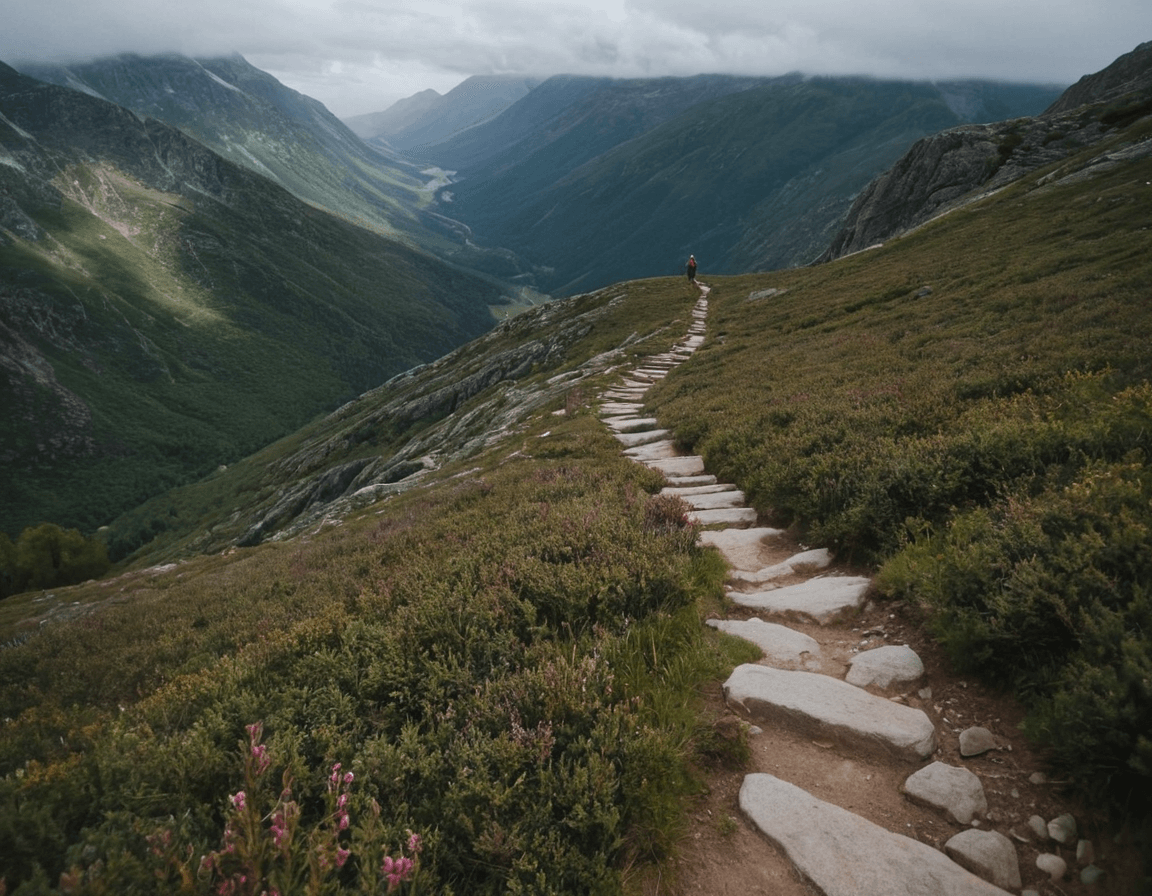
[{"xmin": 2, "ymin": 0, "xmax": 1149, "ymax": 117}]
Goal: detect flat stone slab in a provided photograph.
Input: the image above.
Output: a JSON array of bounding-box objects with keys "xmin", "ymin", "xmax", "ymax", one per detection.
[
  {"xmin": 740, "ymin": 775, "xmax": 1012, "ymax": 896},
  {"xmin": 679, "ymin": 489, "xmax": 745, "ymax": 510},
  {"xmin": 697, "ymin": 527, "xmax": 785, "ymax": 569},
  {"xmin": 604, "ymin": 416, "xmax": 660, "ymax": 432},
  {"xmin": 614, "ymin": 428, "xmax": 671, "ymax": 447},
  {"xmin": 665, "ymin": 474, "xmax": 717, "ymax": 487},
  {"xmin": 660, "ymin": 483, "xmax": 735, "ymax": 496},
  {"xmin": 645, "ymin": 455, "xmax": 706, "ymax": 476},
  {"xmin": 728, "ymin": 548, "xmax": 833, "ymax": 586},
  {"xmin": 903, "ymin": 762, "xmax": 988, "ymax": 824},
  {"xmin": 689, "ymin": 507, "xmax": 758, "ymax": 527},
  {"xmin": 624, "ymin": 440, "xmax": 680, "ymax": 460},
  {"xmin": 730, "ymin": 576, "xmax": 871, "ymax": 624},
  {"xmin": 724, "ymin": 664, "xmax": 937, "ymax": 761},
  {"xmin": 599, "ymin": 402, "xmax": 644, "ymax": 415},
  {"xmin": 846, "ymin": 645, "xmax": 925, "ymax": 692},
  {"xmin": 707, "ymin": 618, "xmax": 822, "ymax": 671}
]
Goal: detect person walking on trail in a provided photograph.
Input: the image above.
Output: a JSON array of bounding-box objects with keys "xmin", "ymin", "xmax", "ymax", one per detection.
[{"xmin": 686, "ymin": 254, "xmax": 697, "ymax": 283}]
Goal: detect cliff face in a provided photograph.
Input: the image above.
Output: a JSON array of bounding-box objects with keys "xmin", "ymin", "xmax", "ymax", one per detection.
[{"xmin": 819, "ymin": 42, "xmax": 1152, "ymax": 262}]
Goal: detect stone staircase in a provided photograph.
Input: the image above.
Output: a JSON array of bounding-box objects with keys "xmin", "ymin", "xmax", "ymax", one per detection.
[{"xmin": 597, "ymin": 287, "xmax": 1098, "ymax": 896}]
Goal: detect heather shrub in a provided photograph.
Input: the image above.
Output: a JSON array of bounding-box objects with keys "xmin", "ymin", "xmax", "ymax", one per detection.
[
  {"xmin": 878, "ymin": 455, "xmax": 1152, "ymax": 799},
  {"xmin": 0, "ymin": 441, "xmax": 733, "ymax": 894}
]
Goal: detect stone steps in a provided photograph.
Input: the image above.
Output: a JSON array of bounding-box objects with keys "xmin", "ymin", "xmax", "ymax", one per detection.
[
  {"xmin": 595, "ymin": 287, "xmax": 1046, "ymax": 895},
  {"xmin": 740, "ymin": 775, "xmax": 1013, "ymax": 896}
]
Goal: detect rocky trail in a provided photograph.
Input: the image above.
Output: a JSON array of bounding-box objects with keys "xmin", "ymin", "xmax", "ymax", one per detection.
[{"xmin": 599, "ymin": 286, "xmax": 1118, "ymax": 896}]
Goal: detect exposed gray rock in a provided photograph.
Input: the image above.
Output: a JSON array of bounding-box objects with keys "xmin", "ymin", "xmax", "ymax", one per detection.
[
  {"xmin": 944, "ymin": 829, "xmax": 1022, "ymax": 890},
  {"xmin": 706, "ymin": 618, "xmax": 823, "ymax": 670},
  {"xmin": 1077, "ymin": 839, "xmax": 1095, "ymax": 866},
  {"xmin": 730, "ymin": 576, "xmax": 871, "ymax": 624},
  {"xmin": 846, "ymin": 644, "xmax": 925, "ymax": 692},
  {"xmin": 1036, "ymin": 852, "xmax": 1068, "ymax": 882},
  {"xmin": 903, "ymin": 761, "xmax": 988, "ymax": 824},
  {"xmin": 1027, "ymin": 815, "xmax": 1048, "ymax": 840},
  {"xmin": 724, "ymin": 664, "xmax": 937, "ymax": 761},
  {"xmin": 740, "ymin": 774, "xmax": 1013, "ymax": 896},
  {"xmin": 818, "ymin": 41, "xmax": 1152, "ymax": 266},
  {"xmin": 959, "ymin": 726, "xmax": 997, "ymax": 757}
]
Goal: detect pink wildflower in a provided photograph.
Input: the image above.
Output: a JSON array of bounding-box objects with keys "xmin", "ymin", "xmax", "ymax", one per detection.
[
  {"xmin": 407, "ymin": 832, "xmax": 422, "ymax": 854},
  {"xmin": 381, "ymin": 855, "xmax": 415, "ymax": 891},
  {"xmin": 335, "ymin": 847, "xmax": 351, "ymax": 869},
  {"xmin": 230, "ymin": 791, "xmax": 246, "ymax": 811},
  {"xmin": 343, "ymin": 771, "xmax": 354, "ymax": 785}
]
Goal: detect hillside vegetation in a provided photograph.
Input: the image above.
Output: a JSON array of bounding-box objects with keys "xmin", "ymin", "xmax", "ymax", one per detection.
[
  {"xmin": 0, "ymin": 98, "xmax": 1149, "ymax": 892},
  {"xmin": 0, "ymin": 62, "xmax": 505, "ymax": 539},
  {"xmin": 649, "ymin": 118, "xmax": 1152, "ymax": 810}
]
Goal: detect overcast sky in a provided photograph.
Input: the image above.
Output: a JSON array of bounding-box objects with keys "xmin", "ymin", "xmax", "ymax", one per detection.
[{"xmin": 3, "ymin": 0, "xmax": 1150, "ymax": 118}]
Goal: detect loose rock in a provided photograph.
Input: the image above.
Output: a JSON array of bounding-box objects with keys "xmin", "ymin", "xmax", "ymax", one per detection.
[
  {"xmin": 959, "ymin": 726, "xmax": 997, "ymax": 757},
  {"xmin": 846, "ymin": 644, "xmax": 925, "ymax": 692},
  {"xmin": 1048, "ymin": 813, "xmax": 1078, "ymax": 845},
  {"xmin": 1036, "ymin": 852, "xmax": 1068, "ymax": 882},
  {"xmin": 944, "ymin": 829, "xmax": 1022, "ymax": 890},
  {"xmin": 902, "ymin": 761, "xmax": 988, "ymax": 824}
]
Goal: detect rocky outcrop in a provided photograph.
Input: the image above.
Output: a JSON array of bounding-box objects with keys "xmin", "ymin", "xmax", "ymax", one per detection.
[
  {"xmin": 236, "ymin": 294, "xmax": 634, "ymax": 546},
  {"xmin": 819, "ymin": 41, "xmax": 1152, "ymax": 262}
]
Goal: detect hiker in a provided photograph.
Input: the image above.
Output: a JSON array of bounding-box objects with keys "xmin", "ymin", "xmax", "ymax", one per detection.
[{"xmin": 686, "ymin": 255, "xmax": 697, "ymax": 283}]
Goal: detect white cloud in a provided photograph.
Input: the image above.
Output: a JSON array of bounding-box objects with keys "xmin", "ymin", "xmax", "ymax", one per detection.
[{"xmin": 2, "ymin": 0, "xmax": 1149, "ymax": 117}]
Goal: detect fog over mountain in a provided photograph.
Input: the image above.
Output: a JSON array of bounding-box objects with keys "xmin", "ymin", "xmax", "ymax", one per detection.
[{"xmin": 1, "ymin": 0, "xmax": 1149, "ymax": 116}]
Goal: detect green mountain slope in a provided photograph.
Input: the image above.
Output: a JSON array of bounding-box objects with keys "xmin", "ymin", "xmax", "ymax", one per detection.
[
  {"xmin": 0, "ymin": 61, "xmax": 504, "ymax": 539},
  {"xmin": 17, "ymin": 54, "xmax": 448, "ymax": 249},
  {"xmin": 430, "ymin": 76, "xmax": 1063, "ymax": 293},
  {"xmin": 346, "ymin": 74, "xmax": 541, "ymax": 152}
]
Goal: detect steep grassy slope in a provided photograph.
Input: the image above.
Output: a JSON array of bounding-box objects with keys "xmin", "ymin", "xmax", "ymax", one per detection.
[
  {"xmin": 17, "ymin": 54, "xmax": 439, "ymax": 246},
  {"xmin": 0, "ymin": 62, "xmax": 504, "ymax": 539},
  {"xmin": 648, "ymin": 116, "xmax": 1152, "ymax": 808}
]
